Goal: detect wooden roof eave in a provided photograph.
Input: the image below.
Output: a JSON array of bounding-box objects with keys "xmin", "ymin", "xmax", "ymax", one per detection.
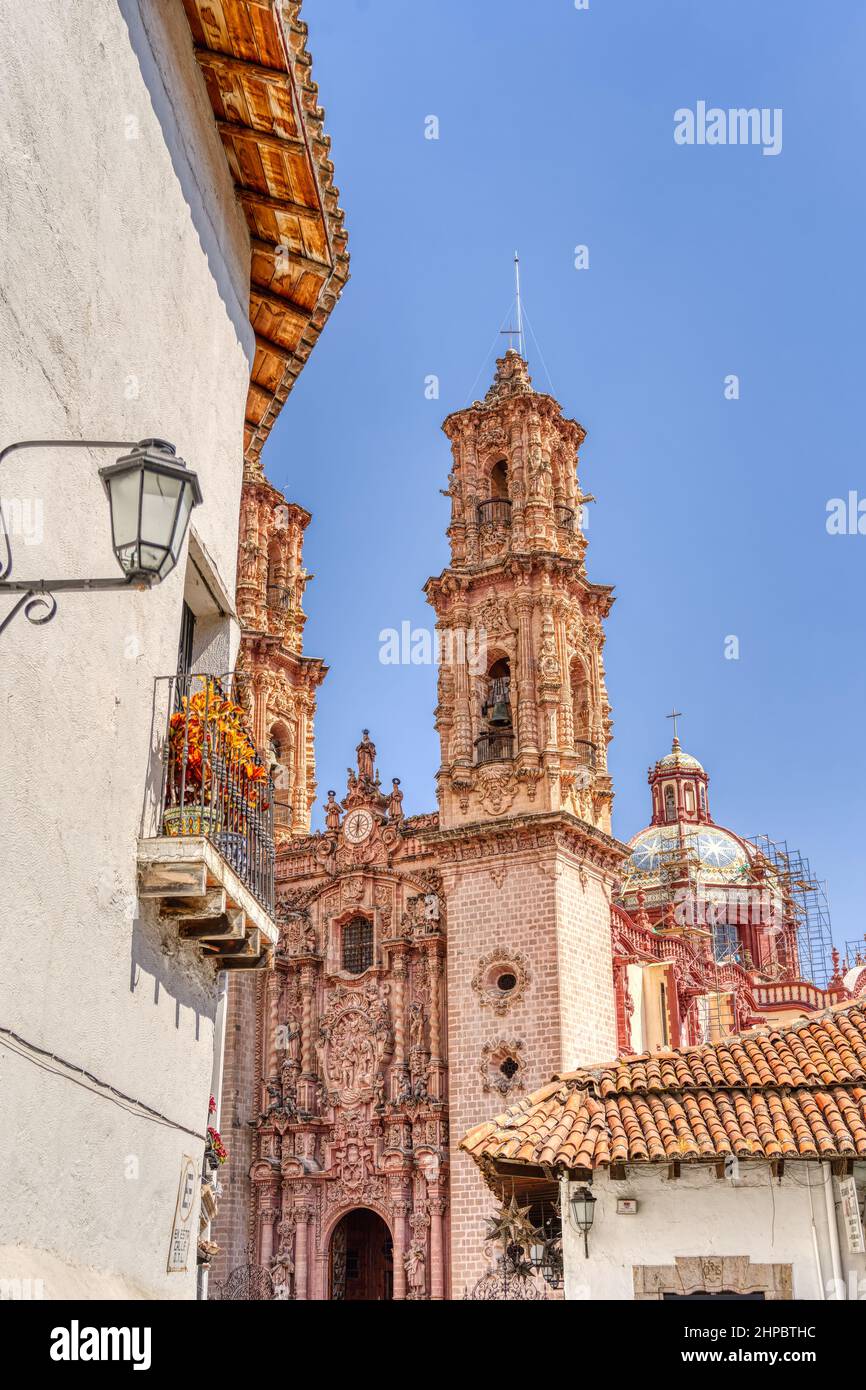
[{"xmin": 180, "ymin": 0, "xmax": 349, "ymax": 468}]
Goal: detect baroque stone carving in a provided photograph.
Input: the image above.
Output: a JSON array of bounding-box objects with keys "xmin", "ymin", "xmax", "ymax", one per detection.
[
  {"xmin": 479, "ymin": 1038, "xmax": 527, "ymax": 1096},
  {"xmin": 471, "ymin": 950, "xmax": 531, "ymax": 1016},
  {"xmin": 317, "ymin": 981, "xmax": 392, "ymax": 1106}
]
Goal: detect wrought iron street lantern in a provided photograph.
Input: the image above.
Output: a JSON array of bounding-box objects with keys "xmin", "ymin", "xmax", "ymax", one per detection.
[
  {"xmin": 98, "ymin": 439, "xmax": 202, "ymax": 583},
  {"xmin": 0, "ymin": 437, "xmax": 202, "ymax": 639},
  {"xmin": 527, "ymin": 1202, "xmax": 564, "ymax": 1289},
  {"xmin": 569, "ymin": 1184, "xmax": 597, "ymax": 1258}
]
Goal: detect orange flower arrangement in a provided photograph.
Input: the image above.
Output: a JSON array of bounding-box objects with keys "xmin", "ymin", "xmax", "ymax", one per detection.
[{"xmin": 168, "ymin": 682, "xmax": 269, "ymax": 811}]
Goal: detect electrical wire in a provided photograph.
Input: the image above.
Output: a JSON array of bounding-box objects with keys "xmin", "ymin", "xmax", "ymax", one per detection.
[{"xmin": 0, "ymin": 1024, "xmax": 207, "ymax": 1141}]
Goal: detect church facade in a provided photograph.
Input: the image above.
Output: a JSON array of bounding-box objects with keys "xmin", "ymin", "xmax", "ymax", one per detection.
[{"xmin": 211, "ymin": 350, "xmax": 855, "ymax": 1299}]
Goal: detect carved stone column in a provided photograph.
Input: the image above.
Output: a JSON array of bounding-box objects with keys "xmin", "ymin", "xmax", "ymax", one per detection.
[
  {"xmin": 252, "ymin": 672, "xmax": 268, "ymax": 751},
  {"xmin": 451, "ymin": 604, "xmax": 473, "ymax": 764},
  {"xmin": 293, "ymin": 712, "xmax": 308, "ymax": 830},
  {"xmin": 428, "ymin": 1192, "xmax": 447, "ymax": 1301},
  {"xmin": 264, "ymin": 973, "xmax": 280, "ymax": 1083},
  {"xmin": 294, "ymin": 1207, "xmax": 310, "ymax": 1301},
  {"xmin": 391, "ymin": 943, "xmax": 409, "ymax": 1093},
  {"xmin": 515, "ymin": 597, "xmax": 539, "ymax": 755},
  {"xmin": 391, "ymin": 1186, "xmax": 411, "ymax": 1302},
  {"xmin": 257, "ymin": 1186, "xmax": 278, "ymax": 1268},
  {"xmin": 299, "ymin": 963, "xmax": 316, "ymax": 1076},
  {"xmin": 297, "ymin": 962, "xmax": 318, "ymax": 1113},
  {"xmin": 556, "ymin": 609, "xmax": 573, "ymax": 752},
  {"xmin": 425, "ymin": 944, "xmax": 444, "ymax": 1099}
]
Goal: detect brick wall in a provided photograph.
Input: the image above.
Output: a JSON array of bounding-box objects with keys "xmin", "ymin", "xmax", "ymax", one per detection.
[
  {"xmin": 555, "ymin": 862, "xmax": 618, "ymax": 1069},
  {"xmin": 445, "ymin": 854, "xmax": 559, "ymax": 1291},
  {"xmin": 445, "ymin": 844, "xmax": 618, "ymax": 1294}
]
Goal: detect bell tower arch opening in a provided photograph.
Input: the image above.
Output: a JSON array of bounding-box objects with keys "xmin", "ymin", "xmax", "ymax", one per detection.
[
  {"xmin": 477, "ymin": 654, "xmax": 514, "ymax": 764},
  {"xmin": 489, "ymin": 457, "xmax": 509, "ymax": 498}
]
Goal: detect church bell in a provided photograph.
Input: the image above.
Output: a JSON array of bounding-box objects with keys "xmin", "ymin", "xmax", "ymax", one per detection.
[{"xmin": 484, "ymin": 676, "xmax": 512, "ymax": 726}]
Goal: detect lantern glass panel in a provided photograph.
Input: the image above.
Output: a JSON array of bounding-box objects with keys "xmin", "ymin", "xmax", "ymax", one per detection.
[
  {"xmin": 107, "ymin": 466, "xmax": 142, "ymax": 562},
  {"xmin": 140, "ymin": 469, "xmax": 183, "ymax": 573}
]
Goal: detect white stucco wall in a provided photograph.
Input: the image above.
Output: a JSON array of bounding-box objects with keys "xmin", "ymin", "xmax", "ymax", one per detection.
[
  {"xmin": 0, "ymin": 0, "xmax": 254, "ymax": 1298},
  {"xmin": 563, "ymin": 1163, "xmax": 866, "ymax": 1301}
]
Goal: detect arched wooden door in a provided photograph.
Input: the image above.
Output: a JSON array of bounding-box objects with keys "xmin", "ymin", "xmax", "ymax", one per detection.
[{"xmin": 329, "ymin": 1209, "xmax": 393, "ymax": 1301}]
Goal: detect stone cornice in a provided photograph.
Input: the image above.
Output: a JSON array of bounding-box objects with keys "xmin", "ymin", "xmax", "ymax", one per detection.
[{"xmin": 412, "ymin": 809, "xmax": 629, "ymax": 872}]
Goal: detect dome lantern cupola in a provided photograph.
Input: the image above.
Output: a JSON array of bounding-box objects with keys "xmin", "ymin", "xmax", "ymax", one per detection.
[{"xmin": 648, "ymin": 735, "xmax": 712, "ymax": 827}]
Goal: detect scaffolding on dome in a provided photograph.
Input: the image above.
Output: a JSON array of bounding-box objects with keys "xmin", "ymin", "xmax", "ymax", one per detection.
[
  {"xmin": 844, "ymin": 936, "xmax": 866, "ymax": 970},
  {"xmin": 652, "ymin": 834, "xmax": 729, "ymax": 1044},
  {"xmin": 745, "ymin": 834, "xmax": 833, "ymax": 989}
]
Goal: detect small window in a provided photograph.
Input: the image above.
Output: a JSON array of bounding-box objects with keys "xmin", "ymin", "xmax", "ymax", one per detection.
[
  {"xmin": 497, "ymin": 972, "xmax": 517, "ymax": 993},
  {"xmin": 664, "ymin": 785, "xmax": 676, "ymax": 823},
  {"xmin": 342, "ymin": 917, "xmax": 373, "ymax": 975},
  {"xmin": 713, "ymin": 923, "xmax": 740, "ymax": 965},
  {"xmin": 500, "ymin": 1057, "xmax": 519, "ymax": 1080}
]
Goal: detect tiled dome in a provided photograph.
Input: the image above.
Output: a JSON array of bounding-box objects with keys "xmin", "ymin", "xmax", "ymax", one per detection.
[
  {"xmin": 655, "ymin": 737, "xmax": 705, "ymax": 772},
  {"xmin": 626, "ymin": 823, "xmax": 750, "ymax": 887}
]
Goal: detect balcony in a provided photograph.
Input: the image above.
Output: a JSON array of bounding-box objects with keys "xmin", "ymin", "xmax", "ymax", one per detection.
[
  {"xmin": 555, "ymin": 505, "xmax": 576, "ymax": 532},
  {"xmin": 137, "ymin": 672, "xmax": 277, "ymax": 971},
  {"xmin": 267, "ymin": 583, "xmax": 292, "ymax": 612},
  {"xmin": 475, "ymin": 730, "xmax": 514, "ymax": 765},
  {"xmin": 476, "ymin": 498, "xmax": 512, "ymax": 529},
  {"xmin": 574, "ymin": 739, "xmax": 597, "ymax": 770}
]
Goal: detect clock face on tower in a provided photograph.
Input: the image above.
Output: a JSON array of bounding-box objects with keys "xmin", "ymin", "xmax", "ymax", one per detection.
[{"xmin": 343, "ymin": 809, "xmax": 374, "ymax": 845}]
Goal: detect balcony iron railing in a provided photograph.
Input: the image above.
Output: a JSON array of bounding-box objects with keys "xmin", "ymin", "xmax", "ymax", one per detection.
[
  {"xmin": 267, "ymin": 584, "xmax": 292, "ymax": 612},
  {"xmin": 156, "ymin": 671, "xmax": 275, "ymax": 914},
  {"xmin": 574, "ymin": 739, "xmax": 597, "ymax": 770},
  {"xmin": 476, "ymin": 498, "xmax": 512, "ymax": 529},
  {"xmin": 475, "ymin": 730, "xmax": 515, "ymax": 764},
  {"xmin": 555, "ymin": 505, "xmax": 576, "ymax": 532}
]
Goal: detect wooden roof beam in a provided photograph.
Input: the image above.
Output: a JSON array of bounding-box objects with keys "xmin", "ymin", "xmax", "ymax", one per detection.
[
  {"xmin": 193, "ymin": 46, "xmax": 290, "ymax": 88},
  {"xmin": 254, "ymin": 333, "xmax": 297, "ymax": 365},
  {"xmin": 250, "ymin": 237, "xmax": 331, "ymax": 278},
  {"xmin": 238, "ymin": 188, "xmax": 321, "ymax": 226},
  {"xmin": 250, "ymin": 285, "xmax": 310, "ymax": 327},
  {"xmin": 216, "ymin": 120, "xmax": 307, "ymax": 159}
]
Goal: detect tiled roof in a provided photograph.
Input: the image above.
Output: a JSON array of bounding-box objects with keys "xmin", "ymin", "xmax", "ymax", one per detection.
[{"xmin": 460, "ymin": 1002, "xmax": 866, "ymax": 1172}]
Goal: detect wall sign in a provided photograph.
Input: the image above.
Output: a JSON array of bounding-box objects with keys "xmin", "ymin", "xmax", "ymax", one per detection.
[
  {"xmin": 167, "ymin": 1154, "xmax": 199, "ymax": 1273},
  {"xmin": 839, "ymin": 1176, "xmax": 865, "ymax": 1254}
]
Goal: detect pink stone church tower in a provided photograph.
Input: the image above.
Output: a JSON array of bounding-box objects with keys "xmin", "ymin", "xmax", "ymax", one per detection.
[{"xmin": 424, "ymin": 349, "xmax": 628, "ymax": 1291}]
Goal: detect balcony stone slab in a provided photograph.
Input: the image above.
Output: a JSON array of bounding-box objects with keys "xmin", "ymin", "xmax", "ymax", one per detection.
[{"xmin": 137, "ymin": 836, "xmax": 277, "ymax": 970}]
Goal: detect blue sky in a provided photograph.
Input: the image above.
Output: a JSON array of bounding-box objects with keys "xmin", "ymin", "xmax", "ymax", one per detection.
[{"xmin": 263, "ymin": 0, "xmax": 866, "ymax": 954}]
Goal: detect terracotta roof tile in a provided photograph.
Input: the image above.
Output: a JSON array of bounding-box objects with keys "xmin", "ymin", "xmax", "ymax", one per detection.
[{"xmin": 460, "ymin": 1001, "xmax": 866, "ymax": 1174}]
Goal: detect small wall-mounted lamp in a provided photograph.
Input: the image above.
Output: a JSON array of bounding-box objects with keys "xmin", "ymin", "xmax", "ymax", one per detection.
[
  {"xmin": 0, "ymin": 438, "xmax": 202, "ymax": 639},
  {"xmin": 568, "ymin": 1184, "xmax": 597, "ymax": 1259}
]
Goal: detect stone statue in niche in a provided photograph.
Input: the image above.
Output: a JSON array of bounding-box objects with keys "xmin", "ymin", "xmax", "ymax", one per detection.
[
  {"xmin": 271, "ymin": 1250, "xmax": 294, "ymax": 1300},
  {"xmin": 284, "ymin": 1023, "xmax": 301, "ymax": 1065},
  {"xmin": 409, "ymin": 1002, "xmax": 426, "ymax": 1052},
  {"xmin": 404, "ymin": 1243, "xmax": 427, "ymax": 1299},
  {"xmin": 373, "ymin": 1071, "xmax": 386, "ymax": 1110}
]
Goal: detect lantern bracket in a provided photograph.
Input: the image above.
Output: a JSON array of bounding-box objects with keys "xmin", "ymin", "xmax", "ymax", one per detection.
[{"xmin": 0, "ymin": 438, "xmax": 199, "ymax": 640}]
